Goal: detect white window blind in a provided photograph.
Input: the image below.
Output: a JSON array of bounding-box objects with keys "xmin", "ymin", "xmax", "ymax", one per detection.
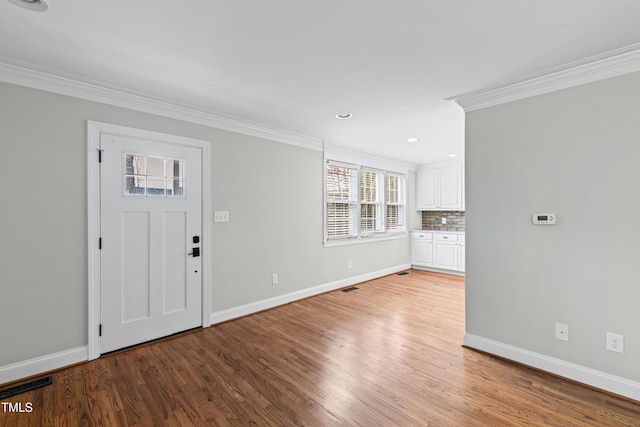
[
  {"xmin": 325, "ymin": 160, "xmax": 406, "ymax": 242},
  {"xmin": 326, "ymin": 163, "xmax": 358, "ymax": 239},
  {"xmin": 386, "ymin": 173, "xmax": 406, "ymax": 232},
  {"xmin": 360, "ymin": 168, "xmax": 384, "ymax": 235}
]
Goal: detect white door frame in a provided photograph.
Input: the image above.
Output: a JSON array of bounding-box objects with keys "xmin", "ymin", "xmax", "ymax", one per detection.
[{"xmin": 87, "ymin": 121, "xmax": 212, "ymax": 360}]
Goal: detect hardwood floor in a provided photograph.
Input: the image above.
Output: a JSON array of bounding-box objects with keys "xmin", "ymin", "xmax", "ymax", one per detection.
[{"xmin": 2, "ymin": 270, "xmax": 639, "ymax": 426}]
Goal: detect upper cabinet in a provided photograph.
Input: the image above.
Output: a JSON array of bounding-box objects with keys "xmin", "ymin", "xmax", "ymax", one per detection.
[{"xmin": 416, "ymin": 164, "xmax": 464, "ymax": 210}]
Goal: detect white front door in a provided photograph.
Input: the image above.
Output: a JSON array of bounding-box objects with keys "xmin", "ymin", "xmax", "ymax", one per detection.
[{"xmin": 100, "ymin": 134, "xmax": 202, "ymax": 353}]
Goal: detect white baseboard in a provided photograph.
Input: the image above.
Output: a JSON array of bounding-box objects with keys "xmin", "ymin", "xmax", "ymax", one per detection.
[
  {"xmin": 411, "ymin": 265, "xmax": 465, "ymax": 276},
  {"xmin": 464, "ymin": 333, "xmax": 640, "ymax": 402},
  {"xmin": 211, "ymin": 264, "xmax": 411, "ymax": 324},
  {"xmin": 0, "ymin": 346, "xmax": 88, "ymax": 385}
]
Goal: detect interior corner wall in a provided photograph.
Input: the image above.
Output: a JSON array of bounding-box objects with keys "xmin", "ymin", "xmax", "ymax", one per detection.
[
  {"xmin": 465, "ymin": 70, "xmax": 640, "ymax": 382},
  {"xmin": 0, "ymin": 81, "xmax": 411, "ymax": 371},
  {"xmin": 407, "ymin": 170, "xmax": 422, "ymax": 231}
]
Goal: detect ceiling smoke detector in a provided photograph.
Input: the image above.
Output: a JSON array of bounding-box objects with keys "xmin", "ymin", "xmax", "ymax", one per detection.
[{"xmin": 7, "ymin": 0, "xmax": 48, "ymax": 11}]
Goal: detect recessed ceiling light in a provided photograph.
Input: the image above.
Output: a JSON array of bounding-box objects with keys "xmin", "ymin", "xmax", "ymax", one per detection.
[
  {"xmin": 7, "ymin": 0, "xmax": 48, "ymax": 11},
  {"xmin": 335, "ymin": 112, "xmax": 353, "ymax": 120},
  {"xmin": 448, "ymin": 153, "xmax": 458, "ymax": 158},
  {"xmin": 406, "ymin": 137, "xmax": 419, "ymax": 144}
]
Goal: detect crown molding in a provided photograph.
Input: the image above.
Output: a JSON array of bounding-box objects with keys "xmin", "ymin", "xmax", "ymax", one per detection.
[
  {"xmin": 448, "ymin": 42, "xmax": 640, "ymax": 112},
  {"xmin": 323, "ymin": 140, "xmax": 417, "ymax": 172},
  {"xmin": 0, "ymin": 57, "xmax": 323, "ymax": 152}
]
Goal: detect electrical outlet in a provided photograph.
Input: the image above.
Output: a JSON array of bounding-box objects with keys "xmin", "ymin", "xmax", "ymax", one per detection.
[
  {"xmin": 271, "ymin": 273, "xmax": 278, "ymax": 285},
  {"xmin": 442, "ymin": 217, "xmax": 447, "ymax": 224},
  {"xmin": 606, "ymin": 332, "xmax": 624, "ymax": 353},
  {"xmin": 555, "ymin": 323, "xmax": 569, "ymax": 341},
  {"xmin": 348, "ymin": 261, "xmax": 352, "ymax": 269}
]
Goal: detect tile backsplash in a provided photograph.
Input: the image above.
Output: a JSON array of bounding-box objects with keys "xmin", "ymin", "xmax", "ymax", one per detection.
[{"xmin": 421, "ymin": 211, "xmax": 465, "ymax": 231}]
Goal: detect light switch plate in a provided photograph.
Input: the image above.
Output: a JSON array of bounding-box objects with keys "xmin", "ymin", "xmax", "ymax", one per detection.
[{"xmin": 214, "ymin": 211, "xmax": 229, "ymax": 222}]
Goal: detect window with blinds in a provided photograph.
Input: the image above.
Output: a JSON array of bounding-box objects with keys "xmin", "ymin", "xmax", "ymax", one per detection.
[
  {"xmin": 360, "ymin": 169, "xmax": 383, "ymax": 235},
  {"xmin": 326, "ymin": 163, "xmax": 358, "ymax": 238},
  {"xmin": 325, "ymin": 161, "xmax": 406, "ymax": 241},
  {"xmin": 386, "ymin": 173, "xmax": 406, "ymax": 232}
]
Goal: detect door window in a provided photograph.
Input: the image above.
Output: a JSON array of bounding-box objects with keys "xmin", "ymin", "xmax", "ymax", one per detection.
[{"xmin": 123, "ymin": 153, "xmax": 185, "ymax": 197}]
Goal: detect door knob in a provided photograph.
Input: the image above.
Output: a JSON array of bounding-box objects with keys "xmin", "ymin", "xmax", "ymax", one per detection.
[{"xmin": 188, "ymin": 248, "xmax": 200, "ymax": 257}]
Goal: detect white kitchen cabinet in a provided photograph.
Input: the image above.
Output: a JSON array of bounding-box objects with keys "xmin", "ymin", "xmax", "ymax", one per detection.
[
  {"xmin": 412, "ymin": 231, "xmax": 464, "ymax": 274},
  {"xmin": 433, "ymin": 233, "xmax": 458, "ymax": 270},
  {"xmin": 411, "ymin": 231, "xmax": 433, "ymax": 267},
  {"xmin": 457, "ymin": 234, "xmax": 465, "ymax": 273},
  {"xmin": 416, "ymin": 169, "xmax": 438, "ymax": 209},
  {"xmin": 416, "ymin": 165, "xmax": 464, "ymax": 210}
]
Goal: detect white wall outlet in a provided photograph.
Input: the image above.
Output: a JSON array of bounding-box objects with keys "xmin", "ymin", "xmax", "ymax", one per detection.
[
  {"xmin": 271, "ymin": 273, "xmax": 279, "ymax": 285},
  {"xmin": 214, "ymin": 211, "xmax": 229, "ymax": 222},
  {"xmin": 348, "ymin": 261, "xmax": 352, "ymax": 269},
  {"xmin": 555, "ymin": 323, "xmax": 569, "ymax": 341},
  {"xmin": 606, "ymin": 332, "xmax": 624, "ymax": 353},
  {"xmin": 442, "ymin": 217, "xmax": 447, "ymax": 224}
]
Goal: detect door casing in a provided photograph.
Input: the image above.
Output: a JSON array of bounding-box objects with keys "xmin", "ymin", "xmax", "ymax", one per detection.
[{"xmin": 87, "ymin": 121, "xmax": 212, "ymax": 360}]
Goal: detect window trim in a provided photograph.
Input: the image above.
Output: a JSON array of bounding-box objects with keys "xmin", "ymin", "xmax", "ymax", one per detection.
[{"xmin": 324, "ymin": 159, "xmax": 407, "ymax": 246}]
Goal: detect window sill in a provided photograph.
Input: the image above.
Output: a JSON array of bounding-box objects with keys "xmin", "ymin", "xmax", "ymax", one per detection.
[{"xmin": 323, "ymin": 232, "xmax": 407, "ymax": 248}]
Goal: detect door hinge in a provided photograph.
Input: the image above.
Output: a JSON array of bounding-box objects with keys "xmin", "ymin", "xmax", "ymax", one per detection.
[
  {"xmin": 98, "ymin": 149, "xmax": 103, "ymax": 163},
  {"xmin": 99, "ymin": 238, "xmax": 102, "ymax": 249},
  {"xmin": 99, "ymin": 324, "xmax": 102, "ymax": 337}
]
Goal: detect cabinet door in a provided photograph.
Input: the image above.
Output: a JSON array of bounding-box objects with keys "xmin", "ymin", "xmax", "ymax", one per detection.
[
  {"xmin": 416, "ymin": 169, "xmax": 438, "ymax": 210},
  {"xmin": 458, "ymin": 241, "xmax": 465, "ymax": 272},
  {"xmin": 412, "ymin": 240, "xmax": 433, "ymax": 266},
  {"xmin": 433, "ymin": 241, "xmax": 457, "ymax": 270},
  {"xmin": 438, "ymin": 166, "xmax": 463, "ymax": 210}
]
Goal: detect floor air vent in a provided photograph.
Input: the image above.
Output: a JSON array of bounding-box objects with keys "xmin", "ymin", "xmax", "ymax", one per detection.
[
  {"xmin": 342, "ymin": 287, "xmax": 359, "ymax": 292},
  {"xmin": 397, "ymin": 271, "xmax": 409, "ymax": 276},
  {"xmin": 0, "ymin": 375, "xmax": 53, "ymax": 399}
]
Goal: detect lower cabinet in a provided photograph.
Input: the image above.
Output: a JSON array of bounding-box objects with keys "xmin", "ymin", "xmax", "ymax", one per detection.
[
  {"xmin": 457, "ymin": 235, "xmax": 465, "ymax": 273},
  {"xmin": 433, "ymin": 235, "xmax": 457, "ymax": 270},
  {"xmin": 411, "ymin": 232, "xmax": 433, "ymax": 267},
  {"xmin": 412, "ymin": 231, "xmax": 464, "ymax": 274}
]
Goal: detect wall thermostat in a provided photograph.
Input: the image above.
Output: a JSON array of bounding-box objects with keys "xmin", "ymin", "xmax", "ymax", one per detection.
[{"xmin": 532, "ymin": 213, "xmax": 556, "ymax": 225}]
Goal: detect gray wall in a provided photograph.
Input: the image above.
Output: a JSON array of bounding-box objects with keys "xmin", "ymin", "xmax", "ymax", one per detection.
[
  {"xmin": 0, "ymin": 81, "xmax": 411, "ymax": 367},
  {"xmin": 465, "ymin": 71, "xmax": 640, "ymax": 381}
]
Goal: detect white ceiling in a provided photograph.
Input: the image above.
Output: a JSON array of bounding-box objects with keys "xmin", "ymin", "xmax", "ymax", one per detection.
[{"xmin": 2, "ymin": 1, "xmax": 640, "ymax": 165}]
